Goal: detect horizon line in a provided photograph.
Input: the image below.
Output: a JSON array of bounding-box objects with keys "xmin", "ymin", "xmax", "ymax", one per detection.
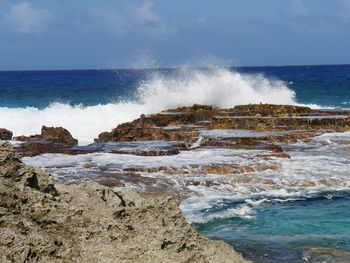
[{"xmin": 0, "ymin": 63, "xmax": 350, "ymax": 72}]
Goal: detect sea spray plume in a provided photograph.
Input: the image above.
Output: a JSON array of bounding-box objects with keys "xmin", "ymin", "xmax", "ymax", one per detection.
[
  {"xmin": 136, "ymin": 68, "xmax": 297, "ymax": 110},
  {"xmin": 0, "ymin": 68, "xmax": 298, "ymax": 143}
]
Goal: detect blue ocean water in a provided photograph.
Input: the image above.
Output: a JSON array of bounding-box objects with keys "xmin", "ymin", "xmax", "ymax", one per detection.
[{"xmin": 0, "ymin": 65, "xmax": 350, "ymax": 108}]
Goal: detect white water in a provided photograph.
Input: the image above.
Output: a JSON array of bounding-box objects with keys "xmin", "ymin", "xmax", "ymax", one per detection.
[{"xmin": 0, "ymin": 68, "xmax": 306, "ymax": 144}]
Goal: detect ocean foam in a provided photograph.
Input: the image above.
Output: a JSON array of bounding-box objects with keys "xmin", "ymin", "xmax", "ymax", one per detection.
[{"xmin": 0, "ymin": 68, "xmax": 303, "ymax": 144}]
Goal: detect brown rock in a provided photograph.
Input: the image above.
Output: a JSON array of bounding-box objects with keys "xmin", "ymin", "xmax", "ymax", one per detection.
[
  {"xmin": 97, "ymin": 125, "xmax": 199, "ymax": 143},
  {"xmin": 0, "ymin": 128, "xmax": 13, "ymax": 140},
  {"xmin": 41, "ymin": 126, "xmax": 78, "ymax": 146},
  {"xmin": 13, "ymin": 126, "xmax": 78, "ymax": 156},
  {"xmin": 224, "ymin": 104, "xmax": 312, "ymax": 117}
]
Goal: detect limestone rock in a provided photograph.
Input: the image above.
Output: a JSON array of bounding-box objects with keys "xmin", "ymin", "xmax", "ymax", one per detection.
[{"xmin": 0, "ymin": 143, "xmax": 248, "ymax": 263}]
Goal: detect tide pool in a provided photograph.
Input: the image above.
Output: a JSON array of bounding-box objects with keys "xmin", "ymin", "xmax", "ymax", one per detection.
[{"xmin": 194, "ymin": 191, "xmax": 350, "ymax": 262}]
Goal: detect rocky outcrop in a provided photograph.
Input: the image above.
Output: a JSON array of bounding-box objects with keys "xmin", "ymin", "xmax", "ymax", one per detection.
[
  {"xmin": 40, "ymin": 126, "xmax": 78, "ymax": 146},
  {"xmin": 164, "ymin": 104, "xmax": 216, "ymax": 113},
  {"xmin": 97, "ymin": 124, "xmax": 199, "ymax": 143},
  {"xmin": 13, "ymin": 126, "xmax": 78, "ymax": 156},
  {"xmin": 222, "ymin": 104, "xmax": 312, "ymax": 117},
  {"xmin": 0, "ymin": 143, "xmax": 248, "ymax": 263},
  {"xmin": 0, "ymin": 128, "xmax": 13, "ymax": 140},
  {"xmin": 15, "ymin": 126, "xmax": 77, "ymax": 146},
  {"xmin": 97, "ymin": 104, "xmax": 350, "ymax": 144}
]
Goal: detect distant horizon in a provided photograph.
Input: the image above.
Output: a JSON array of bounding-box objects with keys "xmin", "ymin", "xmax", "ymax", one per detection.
[{"xmin": 1, "ymin": 63, "xmax": 350, "ymax": 73}]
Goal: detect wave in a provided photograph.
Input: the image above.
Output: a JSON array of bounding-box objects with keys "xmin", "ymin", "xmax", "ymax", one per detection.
[
  {"xmin": 180, "ymin": 189, "xmax": 350, "ymax": 224},
  {"xmin": 0, "ymin": 68, "xmax": 315, "ymax": 144}
]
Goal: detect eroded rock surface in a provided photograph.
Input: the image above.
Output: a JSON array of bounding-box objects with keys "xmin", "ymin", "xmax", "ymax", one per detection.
[
  {"xmin": 0, "ymin": 143, "xmax": 248, "ymax": 263},
  {"xmin": 14, "ymin": 126, "xmax": 78, "ymax": 156},
  {"xmin": 97, "ymin": 104, "xmax": 350, "ymax": 144},
  {"xmin": 0, "ymin": 128, "xmax": 13, "ymax": 141}
]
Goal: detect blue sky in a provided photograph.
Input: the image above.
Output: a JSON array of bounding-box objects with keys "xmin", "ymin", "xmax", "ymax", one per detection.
[{"xmin": 0, "ymin": 0, "xmax": 350, "ymax": 70}]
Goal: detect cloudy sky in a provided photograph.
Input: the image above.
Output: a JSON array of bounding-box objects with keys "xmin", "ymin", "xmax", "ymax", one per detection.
[{"xmin": 0, "ymin": 0, "xmax": 350, "ymax": 70}]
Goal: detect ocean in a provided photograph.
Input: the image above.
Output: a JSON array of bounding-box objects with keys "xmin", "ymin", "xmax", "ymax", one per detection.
[
  {"xmin": 1, "ymin": 65, "xmax": 350, "ymax": 144},
  {"xmin": 1, "ymin": 65, "xmax": 350, "ymax": 262}
]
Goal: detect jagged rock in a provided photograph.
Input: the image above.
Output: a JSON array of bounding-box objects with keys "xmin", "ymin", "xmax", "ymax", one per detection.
[
  {"xmin": 97, "ymin": 125, "xmax": 199, "ymax": 143},
  {"xmin": 13, "ymin": 126, "xmax": 78, "ymax": 156},
  {"xmin": 222, "ymin": 104, "xmax": 312, "ymax": 117},
  {"xmin": 0, "ymin": 143, "xmax": 248, "ymax": 263},
  {"xmin": 41, "ymin": 126, "xmax": 78, "ymax": 146},
  {"xmin": 210, "ymin": 115, "xmax": 350, "ymax": 131},
  {"xmin": 164, "ymin": 104, "xmax": 216, "ymax": 113},
  {"xmin": 0, "ymin": 128, "xmax": 13, "ymax": 140},
  {"xmin": 14, "ymin": 126, "xmax": 77, "ymax": 146},
  {"xmin": 97, "ymin": 104, "xmax": 350, "ymax": 144}
]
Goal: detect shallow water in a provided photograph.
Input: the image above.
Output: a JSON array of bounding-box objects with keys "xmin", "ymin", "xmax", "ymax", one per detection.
[{"xmin": 193, "ymin": 192, "xmax": 350, "ymax": 263}]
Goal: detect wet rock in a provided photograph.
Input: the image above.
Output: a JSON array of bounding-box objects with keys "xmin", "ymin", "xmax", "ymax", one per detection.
[
  {"xmin": 210, "ymin": 115, "xmax": 350, "ymax": 131},
  {"xmin": 221, "ymin": 104, "xmax": 312, "ymax": 117},
  {"xmin": 14, "ymin": 126, "xmax": 77, "ymax": 146},
  {"xmin": 97, "ymin": 104, "xmax": 350, "ymax": 148},
  {"xmin": 0, "ymin": 128, "xmax": 13, "ymax": 140},
  {"xmin": 17, "ymin": 141, "xmax": 75, "ymax": 156},
  {"xmin": 164, "ymin": 104, "xmax": 216, "ymax": 113},
  {"xmin": 41, "ymin": 126, "xmax": 78, "ymax": 146},
  {"xmin": 304, "ymin": 247, "xmax": 350, "ymax": 263},
  {"xmin": 13, "ymin": 126, "xmax": 78, "ymax": 156},
  {"xmin": 0, "ymin": 143, "xmax": 249, "ymax": 263},
  {"xmin": 97, "ymin": 125, "xmax": 199, "ymax": 143},
  {"xmin": 255, "ymin": 152, "xmax": 291, "ymax": 159}
]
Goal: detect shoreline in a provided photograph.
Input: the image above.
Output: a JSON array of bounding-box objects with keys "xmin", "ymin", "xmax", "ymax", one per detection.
[
  {"xmin": 0, "ymin": 142, "xmax": 249, "ymax": 263},
  {"xmin": 1, "ymin": 103, "xmax": 350, "ymax": 262}
]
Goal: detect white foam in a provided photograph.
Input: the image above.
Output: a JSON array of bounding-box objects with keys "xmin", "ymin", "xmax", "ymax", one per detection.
[
  {"xmin": 0, "ymin": 68, "xmax": 310, "ymax": 144},
  {"xmin": 183, "ymin": 203, "xmax": 255, "ymax": 224}
]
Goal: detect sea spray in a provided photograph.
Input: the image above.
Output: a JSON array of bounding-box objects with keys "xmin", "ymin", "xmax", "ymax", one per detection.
[{"xmin": 0, "ymin": 68, "xmax": 299, "ymax": 144}]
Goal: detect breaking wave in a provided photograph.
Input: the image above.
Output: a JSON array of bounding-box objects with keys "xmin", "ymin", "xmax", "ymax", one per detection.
[{"xmin": 0, "ymin": 68, "xmax": 309, "ymax": 144}]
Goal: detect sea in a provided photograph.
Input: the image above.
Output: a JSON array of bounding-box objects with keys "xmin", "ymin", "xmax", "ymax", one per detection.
[{"xmin": 1, "ymin": 65, "xmax": 350, "ymax": 262}]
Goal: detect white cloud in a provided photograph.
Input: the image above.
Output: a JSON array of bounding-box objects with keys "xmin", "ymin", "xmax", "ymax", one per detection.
[
  {"xmin": 291, "ymin": 0, "xmax": 308, "ymax": 16},
  {"xmin": 132, "ymin": 0, "xmax": 160, "ymax": 25},
  {"xmin": 341, "ymin": 0, "xmax": 350, "ymax": 18},
  {"xmin": 4, "ymin": 1, "xmax": 50, "ymax": 33},
  {"xmin": 93, "ymin": 0, "xmax": 176, "ymax": 37}
]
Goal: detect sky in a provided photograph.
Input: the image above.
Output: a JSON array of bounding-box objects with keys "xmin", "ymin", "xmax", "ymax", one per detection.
[{"xmin": 0, "ymin": 0, "xmax": 350, "ymax": 70}]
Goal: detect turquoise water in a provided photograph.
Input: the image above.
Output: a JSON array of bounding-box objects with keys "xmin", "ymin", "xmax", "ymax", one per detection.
[{"xmin": 194, "ymin": 191, "xmax": 350, "ymax": 262}]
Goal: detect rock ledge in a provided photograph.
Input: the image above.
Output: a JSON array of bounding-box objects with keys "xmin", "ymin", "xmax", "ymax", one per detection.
[{"xmin": 0, "ymin": 143, "xmax": 248, "ymax": 263}]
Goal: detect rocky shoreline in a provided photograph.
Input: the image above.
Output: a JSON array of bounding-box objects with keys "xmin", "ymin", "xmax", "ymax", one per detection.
[
  {"xmin": 1, "ymin": 103, "xmax": 350, "ymax": 262},
  {"xmin": 0, "ymin": 143, "xmax": 248, "ymax": 263},
  {"xmin": 5, "ymin": 103, "xmax": 350, "ymax": 159}
]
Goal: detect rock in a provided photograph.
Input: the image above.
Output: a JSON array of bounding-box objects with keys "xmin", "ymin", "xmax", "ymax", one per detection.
[
  {"xmin": 13, "ymin": 126, "xmax": 78, "ymax": 156},
  {"xmin": 41, "ymin": 126, "xmax": 78, "ymax": 146},
  {"xmin": 164, "ymin": 104, "xmax": 216, "ymax": 113},
  {"xmin": 0, "ymin": 128, "xmax": 13, "ymax": 140},
  {"xmin": 97, "ymin": 104, "xmax": 350, "ymax": 146},
  {"xmin": 304, "ymin": 247, "xmax": 350, "ymax": 263},
  {"xmin": 17, "ymin": 141, "xmax": 75, "ymax": 156},
  {"xmin": 0, "ymin": 143, "xmax": 249, "ymax": 263},
  {"xmin": 14, "ymin": 126, "xmax": 77, "ymax": 146},
  {"xmin": 97, "ymin": 125, "xmax": 199, "ymax": 143},
  {"xmin": 223, "ymin": 104, "xmax": 312, "ymax": 117}
]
